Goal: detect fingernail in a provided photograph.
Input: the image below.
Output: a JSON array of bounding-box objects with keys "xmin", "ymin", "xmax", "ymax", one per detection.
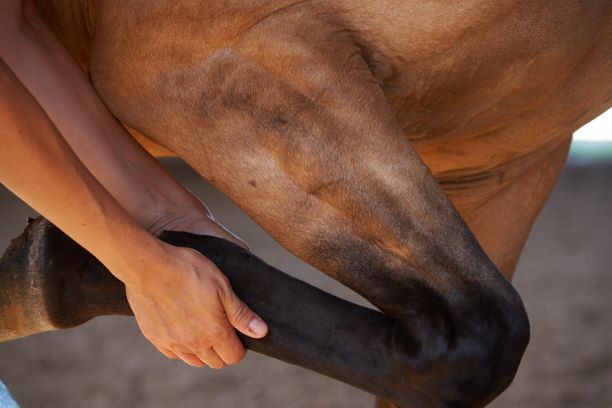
[{"xmin": 248, "ymin": 317, "xmax": 267, "ymax": 337}]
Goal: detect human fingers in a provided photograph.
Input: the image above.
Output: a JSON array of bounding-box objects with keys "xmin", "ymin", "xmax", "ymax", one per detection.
[
  {"xmin": 217, "ymin": 278, "xmax": 268, "ymax": 339},
  {"xmin": 176, "ymin": 352, "xmax": 207, "ymax": 368},
  {"xmin": 213, "ymin": 331, "xmax": 246, "ymax": 365},
  {"xmin": 195, "ymin": 346, "xmax": 226, "ymax": 369},
  {"xmin": 158, "ymin": 346, "xmax": 180, "ymax": 360}
]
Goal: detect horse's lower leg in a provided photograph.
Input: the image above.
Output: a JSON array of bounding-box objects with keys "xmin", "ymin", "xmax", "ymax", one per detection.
[{"xmin": 1, "ymin": 214, "xmax": 524, "ymax": 407}]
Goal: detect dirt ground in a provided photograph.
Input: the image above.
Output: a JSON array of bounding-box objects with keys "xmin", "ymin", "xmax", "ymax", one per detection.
[{"xmin": 0, "ymin": 161, "xmax": 610, "ymax": 408}]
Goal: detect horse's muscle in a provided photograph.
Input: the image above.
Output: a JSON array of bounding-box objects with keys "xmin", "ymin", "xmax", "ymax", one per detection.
[{"xmin": 36, "ymin": 0, "xmax": 612, "ymax": 277}]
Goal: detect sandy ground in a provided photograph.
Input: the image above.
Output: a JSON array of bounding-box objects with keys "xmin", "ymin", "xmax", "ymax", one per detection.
[{"xmin": 0, "ymin": 161, "xmax": 610, "ymax": 408}]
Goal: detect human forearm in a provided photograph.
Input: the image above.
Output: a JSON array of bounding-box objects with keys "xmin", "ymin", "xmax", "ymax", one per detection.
[
  {"xmin": 0, "ymin": 58, "xmax": 267, "ymax": 368},
  {"xmin": 0, "ymin": 7, "xmax": 205, "ymax": 231},
  {"xmin": 0, "ymin": 59, "xmax": 158, "ymax": 287}
]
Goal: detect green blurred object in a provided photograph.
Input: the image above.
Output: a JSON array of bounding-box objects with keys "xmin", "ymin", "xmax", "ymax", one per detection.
[{"xmin": 568, "ymin": 141, "xmax": 612, "ymax": 165}]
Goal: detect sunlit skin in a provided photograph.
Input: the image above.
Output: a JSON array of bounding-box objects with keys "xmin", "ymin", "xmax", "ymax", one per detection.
[{"xmin": 0, "ymin": 5, "xmax": 269, "ymax": 369}]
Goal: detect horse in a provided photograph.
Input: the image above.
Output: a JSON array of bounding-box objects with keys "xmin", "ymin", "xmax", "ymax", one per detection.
[{"xmin": 0, "ymin": 1, "xmax": 610, "ymax": 407}]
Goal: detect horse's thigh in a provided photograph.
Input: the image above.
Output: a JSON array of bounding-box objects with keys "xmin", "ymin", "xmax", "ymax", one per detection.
[{"xmin": 445, "ymin": 138, "xmax": 571, "ymax": 279}]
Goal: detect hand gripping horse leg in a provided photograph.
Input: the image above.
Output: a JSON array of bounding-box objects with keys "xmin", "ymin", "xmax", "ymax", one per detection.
[{"xmin": 1, "ymin": 212, "xmax": 527, "ymax": 407}]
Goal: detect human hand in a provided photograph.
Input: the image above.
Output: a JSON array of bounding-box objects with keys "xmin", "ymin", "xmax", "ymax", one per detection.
[
  {"xmin": 124, "ymin": 239, "xmax": 267, "ymax": 368},
  {"xmin": 124, "ymin": 191, "xmax": 261, "ymax": 367}
]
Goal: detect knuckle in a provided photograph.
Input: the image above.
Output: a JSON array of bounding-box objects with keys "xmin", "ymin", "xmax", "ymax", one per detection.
[
  {"xmin": 216, "ymin": 276, "xmax": 232, "ymax": 297},
  {"xmin": 184, "ymin": 338, "xmax": 202, "ymax": 350},
  {"xmin": 137, "ymin": 326, "xmax": 158, "ymax": 342},
  {"xmin": 230, "ymin": 301, "xmax": 252, "ymax": 324},
  {"xmin": 148, "ymin": 336, "xmax": 169, "ymax": 350},
  {"xmin": 208, "ymin": 360, "xmax": 225, "ymax": 370},
  {"xmin": 208, "ymin": 326, "xmax": 228, "ymax": 340},
  {"xmin": 178, "ymin": 352, "xmax": 204, "ymax": 367},
  {"xmin": 175, "ymin": 335, "xmax": 198, "ymax": 351},
  {"xmin": 142, "ymin": 333, "xmax": 160, "ymax": 345},
  {"xmin": 187, "ymin": 359, "xmax": 206, "ymax": 368},
  {"xmin": 226, "ymin": 348, "xmax": 246, "ymax": 365}
]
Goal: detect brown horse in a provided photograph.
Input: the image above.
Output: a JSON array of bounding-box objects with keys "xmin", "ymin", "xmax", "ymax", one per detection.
[{"xmin": 1, "ymin": 1, "xmax": 611, "ymax": 407}]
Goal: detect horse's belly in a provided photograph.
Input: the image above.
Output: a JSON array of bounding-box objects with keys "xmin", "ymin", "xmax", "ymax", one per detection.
[{"xmin": 86, "ymin": 0, "xmax": 611, "ymax": 177}]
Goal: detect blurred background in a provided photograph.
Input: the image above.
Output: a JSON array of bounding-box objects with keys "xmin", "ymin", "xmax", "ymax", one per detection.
[{"xmin": 0, "ymin": 110, "xmax": 610, "ymax": 408}]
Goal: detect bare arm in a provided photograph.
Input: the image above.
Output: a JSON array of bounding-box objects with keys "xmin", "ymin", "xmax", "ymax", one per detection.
[
  {"xmin": 0, "ymin": 58, "xmax": 156, "ymax": 281},
  {"xmin": 0, "ymin": 1, "xmax": 269, "ymax": 368},
  {"xmin": 0, "ymin": 58, "xmax": 267, "ymax": 368},
  {"xmin": 0, "ymin": 1, "xmax": 217, "ymax": 235}
]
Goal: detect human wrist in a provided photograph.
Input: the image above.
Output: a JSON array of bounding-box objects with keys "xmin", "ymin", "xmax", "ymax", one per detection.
[
  {"xmin": 144, "ymin": 196, "xmax": 212, "ymax": 236},
  {"xmin": 93, "ymin": 222, "xmax": 166, "ymax": 290}
]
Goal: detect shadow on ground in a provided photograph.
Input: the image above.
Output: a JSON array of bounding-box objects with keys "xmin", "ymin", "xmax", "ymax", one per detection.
[{"xmin": 0, "ymin": 161, "xmax": 610, "ymax": 408}]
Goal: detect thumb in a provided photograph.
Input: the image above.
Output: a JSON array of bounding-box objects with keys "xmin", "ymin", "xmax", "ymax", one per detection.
[{"xmin": 221, "ymin": 289, "xmax": 268, "ymax": 339}]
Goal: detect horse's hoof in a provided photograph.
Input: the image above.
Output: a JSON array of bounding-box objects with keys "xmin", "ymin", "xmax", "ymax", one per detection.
[{"xmin": 0, "ymin": 217, "xmax": 129, "ymax": 343}]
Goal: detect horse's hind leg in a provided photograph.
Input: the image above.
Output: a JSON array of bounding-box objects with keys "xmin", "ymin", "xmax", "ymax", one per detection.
[
  {"xmin": 125, "ymin": 6, "xmax": 530, "ymax": 406},
  {"xmin": 446, "ymin": 137, "xmax": 572, "ymax": 279}
]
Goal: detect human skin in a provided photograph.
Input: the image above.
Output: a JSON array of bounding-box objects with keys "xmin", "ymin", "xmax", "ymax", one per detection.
[{"xmin": 0, "ymin": 47, "xmax": 267, "ymax": 369}]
